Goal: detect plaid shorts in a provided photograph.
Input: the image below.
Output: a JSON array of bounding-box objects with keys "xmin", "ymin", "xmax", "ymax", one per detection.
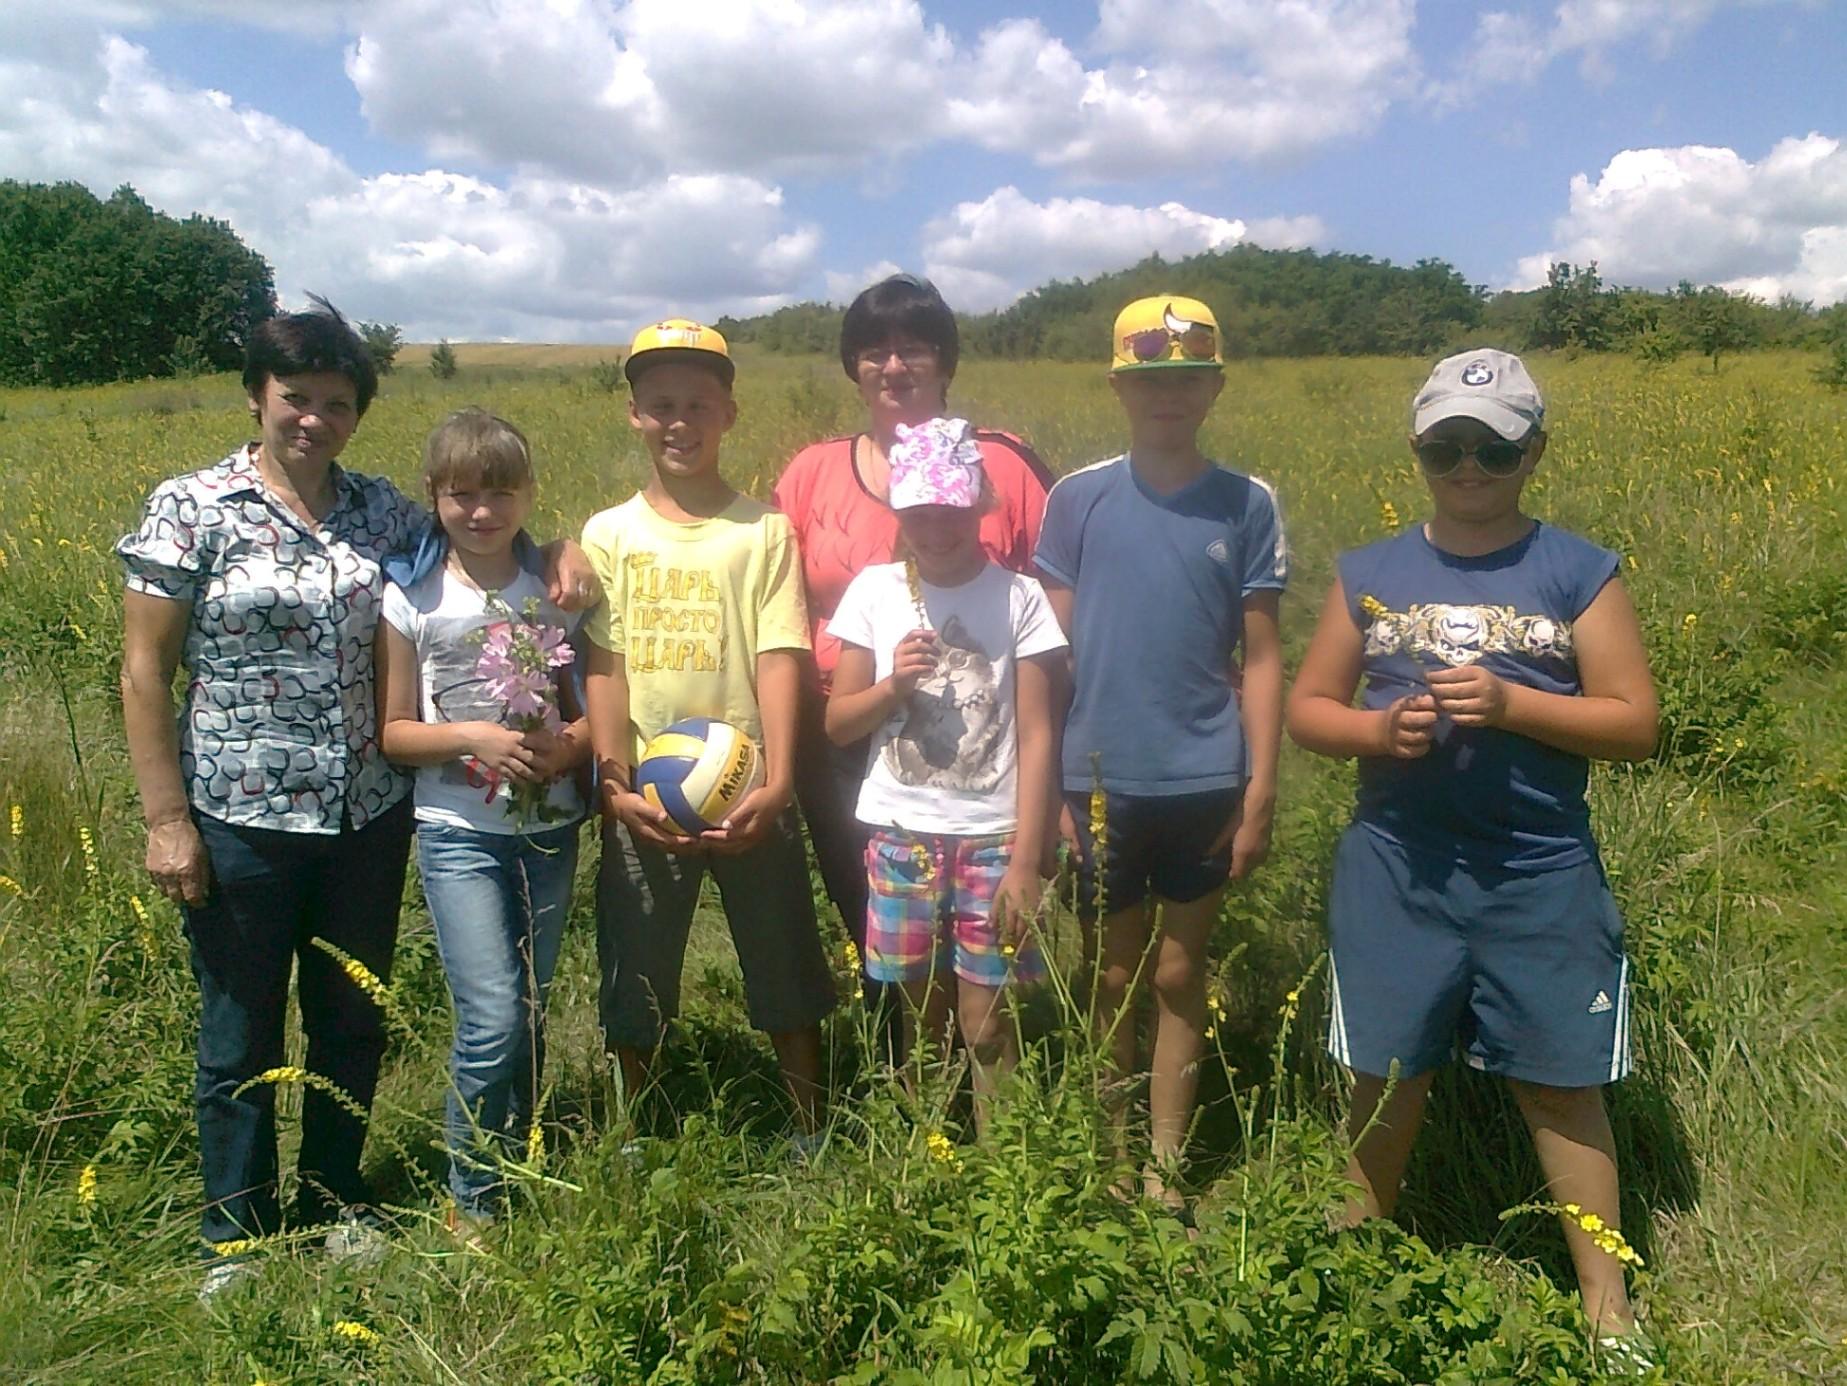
[{"xmin": 863, "ymin": 829, "xmax": 1045, "ymax": 988}]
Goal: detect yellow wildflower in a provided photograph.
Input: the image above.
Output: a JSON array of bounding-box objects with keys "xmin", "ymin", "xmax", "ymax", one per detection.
[
  {"xmin": 925, "ymin": 1130, "xmax": 960, "ymax": 1168},
  {"xmin": 910, "ymin": 841, "xmax": 934, "ymax": 878},
  {"xmin": 78, "ymin": 826, "xmax": 99, "ymax": 883},
  {"xmin": 341, "ymin": 955, "xmax": 390, "ymax": 1006},
  {"xmin": 77, "ymin": 1164, "xmax": 97, "ymax": 1207},
  {"xmin": 0, "ymin": 875, "xmax": 22, "ymax": 897},
  {"xmin": 1379, "ymin": 498, "xmax": 1401, "ymax": 532},
  {"xmin": 1681, "ymin": 612, "xmax": 1698, "ymax": 634},
  {"xmin": 9, "ymin": 804, "xmax": 21, "ymax": 840},
  {"xmin": 1625, "ymin": 554, "xmax": 1637, "ymax": 572},
  {"xmin": 526, "ymin": 1116, "xmax": 545, "ymax": 1166},
  {"xmin": 69, "ymin": 619, "xmax": 87, "ymax": 642},
  {"xmin": 331, "ymin": 1319, "xmax": 379, "ymax": 1344},
  {"xmin": 252, "ymin": 1066, "xmax": 310, "ymax": 1086},
  {"xmin": 130, "ymin": 894, "xmax": 155, "ymax": 951}
]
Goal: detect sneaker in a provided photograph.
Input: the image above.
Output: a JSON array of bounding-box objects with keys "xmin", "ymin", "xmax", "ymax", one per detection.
[
  {"xmin": 1595, "ymin": 1330, "xmax": 1659, "ymax": 1375},
  {"xmin": 323, "ymin": 1204, "xmax": 389, "ymax": 1266},
  {"xmin": 197, "ymin": 1255, "xmax": 260, "ymax": 1303}
]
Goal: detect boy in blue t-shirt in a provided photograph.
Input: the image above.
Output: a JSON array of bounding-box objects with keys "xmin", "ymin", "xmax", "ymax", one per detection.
[
  {"xmin": 1287, "ymin": 349, "xmax": 1658, "ymax": 1356},
  {"xmin": 1034, "ymin": 295, "xmax": 1286, "ymax": 1215}
]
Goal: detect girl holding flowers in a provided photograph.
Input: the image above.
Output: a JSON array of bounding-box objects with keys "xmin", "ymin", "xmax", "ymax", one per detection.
[
  {"xmin": 377, "ymin": 407, "xmax": 590, "ymax": 1228},
  {"xmin": 824, "ymin": 418, "xmax": 1066, "ymax": 1131}
]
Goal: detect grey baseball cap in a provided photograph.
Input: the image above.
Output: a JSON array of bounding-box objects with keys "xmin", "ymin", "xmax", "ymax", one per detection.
[{"xmin": 1412, "ymin": 349, "xmax": 1545, "ymax": 440}]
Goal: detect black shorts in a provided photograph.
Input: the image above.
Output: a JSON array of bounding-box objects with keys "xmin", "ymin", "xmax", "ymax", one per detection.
[{"xmin": 1064, "ymin": 788, "xmax": 1242, "ymax": 918}]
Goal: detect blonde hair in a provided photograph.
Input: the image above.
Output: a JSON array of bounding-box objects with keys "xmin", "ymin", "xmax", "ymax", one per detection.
[{"xmin": 422, "ymin": 407, "xmax": 535, "ymax": 496}]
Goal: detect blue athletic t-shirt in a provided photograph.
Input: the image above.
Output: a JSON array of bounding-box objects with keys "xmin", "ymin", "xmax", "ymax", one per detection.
[
  {"xmin": 1034, "ymin": 455, "xmax": 1287, "ymax": 795},
  {"xmin": 1338, "ymin": 522, "xmax": 1622, "ymax": 872}
]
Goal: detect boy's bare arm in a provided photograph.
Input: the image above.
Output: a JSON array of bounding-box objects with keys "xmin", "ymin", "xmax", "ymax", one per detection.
[
  {"xmin": 1221, "ymin": 590, "xmax": 1283, "ymax": 876},
  {"xmin": 1427, "ymin": 578, "xmax": 1658, "ymax": 761},
  {"xmin": 584, "ymin": 640, "xmax": 684, "ymax": 848},
  {"xmin": 1286, "ymin": 578, "xmax": 1436, "ymax": 760}
]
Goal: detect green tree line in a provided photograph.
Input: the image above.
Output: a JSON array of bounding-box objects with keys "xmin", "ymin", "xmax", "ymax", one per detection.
[
  {"xmin": 0, "ymin": 180, "xmax": 275, "ymax": 387},
  {"xmin": 722, "ymin": 246, "xmax": 1847, "ymax": 365}
]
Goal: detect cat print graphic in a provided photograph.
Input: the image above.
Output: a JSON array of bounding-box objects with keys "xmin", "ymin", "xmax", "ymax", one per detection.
[{"xmin": 884, "ymin": 616, "xmax": 1005, "ymax": 791}]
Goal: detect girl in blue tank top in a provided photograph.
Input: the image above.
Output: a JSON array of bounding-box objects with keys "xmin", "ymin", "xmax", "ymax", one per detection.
[{"xmin": 1286, "ymin": 349, "xmax": 1660, "ymax": 1365}]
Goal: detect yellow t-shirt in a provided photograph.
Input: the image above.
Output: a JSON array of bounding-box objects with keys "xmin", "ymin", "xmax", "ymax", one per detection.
[{"xmin": 581, "ymin": 492, "xmax": 810, "ymax": 759}]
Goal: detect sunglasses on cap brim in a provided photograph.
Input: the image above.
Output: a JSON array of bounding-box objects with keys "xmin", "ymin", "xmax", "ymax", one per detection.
[
  {"xmin": 1414, "ymin": 436, "xmax": 1531, "ymax": 478},
  {"xmin": 1124, "ymin": 323, "xmax": 1217, "ymax": 362}
]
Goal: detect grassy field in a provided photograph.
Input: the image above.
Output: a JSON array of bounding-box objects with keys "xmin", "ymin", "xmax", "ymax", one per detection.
[{"xmin": 0, "ymin": 350, "xmax": 1842, "ymax": 1382}]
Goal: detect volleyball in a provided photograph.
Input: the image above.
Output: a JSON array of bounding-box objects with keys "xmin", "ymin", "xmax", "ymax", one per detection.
[{"xmin": 633, "ymin": 718, "xmax": 765, "ymax": 835}]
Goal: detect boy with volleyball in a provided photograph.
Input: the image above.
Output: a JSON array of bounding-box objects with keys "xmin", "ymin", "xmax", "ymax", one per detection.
[
  {"xmin": 1033, "ymin": 296, "xmax": 1286, "ymax": 1216},
  {"xmin": 581, "ymin": 320, "xmax": 835, "ymax": 1140},
  {"xmin": 376, "ymin": 408, "xmax": 591, "ymax": 1229},
  {"xmin": 1286, "ymin": 349, "xmax": 1657, "ymax": 1357},
  {"xmin": 824, "ymin": 417, "xmax": 1066, "ymax": 1131}
]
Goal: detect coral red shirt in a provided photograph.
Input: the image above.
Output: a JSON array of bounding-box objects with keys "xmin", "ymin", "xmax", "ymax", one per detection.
[{"xmin": 773, "ymin": 430, "xmax": 1053, "ymax": 689}]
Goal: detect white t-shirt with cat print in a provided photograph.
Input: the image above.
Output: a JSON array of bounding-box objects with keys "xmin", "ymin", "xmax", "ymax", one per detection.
[{"xmin": 828, "ymin": 560, "xmax": 1067, "ymax": 835}]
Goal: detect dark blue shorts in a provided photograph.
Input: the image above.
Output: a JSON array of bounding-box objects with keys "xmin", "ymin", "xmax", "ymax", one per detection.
[
  {"xmin": 1064, "ymin": 788, "xmax": 1241, "ymax": 918},
  {"xmin": 1325, "ymin": 824, "xmax": 1632, "ymax": 1088}
]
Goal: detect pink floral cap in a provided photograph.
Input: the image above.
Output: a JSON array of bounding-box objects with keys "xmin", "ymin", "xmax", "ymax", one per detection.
[{"xmin": 887, "ymin": 417, "xmax": 984, "ymax": 510}]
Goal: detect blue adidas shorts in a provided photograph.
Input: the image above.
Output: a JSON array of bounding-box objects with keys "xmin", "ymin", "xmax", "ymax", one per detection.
[{"xmin": 1324, "ymin": 824, "xmax": 1633, "ymax": 1088}]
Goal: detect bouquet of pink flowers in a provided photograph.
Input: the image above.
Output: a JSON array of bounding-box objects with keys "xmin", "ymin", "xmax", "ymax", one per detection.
[{"xmin": 472, "ymin": 595, "xmax": 576, "ymax": 824}]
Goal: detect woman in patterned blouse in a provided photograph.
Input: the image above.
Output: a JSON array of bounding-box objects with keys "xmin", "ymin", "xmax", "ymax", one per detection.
[{"xmin": 117, "ymin": 302, "xmax": 593, "ymax": 1294}]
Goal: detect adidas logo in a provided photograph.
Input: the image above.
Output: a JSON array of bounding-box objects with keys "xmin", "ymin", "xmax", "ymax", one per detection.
[{"xmin": 1587, "ymin": 990, "xmax": 1614, "ymax": 1015}]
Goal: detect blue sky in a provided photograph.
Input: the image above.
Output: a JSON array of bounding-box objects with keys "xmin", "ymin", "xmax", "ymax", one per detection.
[{"xmin": 4, "ymin": 1, "xmax": 1843, "ymax": 340}]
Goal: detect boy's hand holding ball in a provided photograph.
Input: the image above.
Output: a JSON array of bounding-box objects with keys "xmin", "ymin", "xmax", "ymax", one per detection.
[{"xmin": 1380, "ymin": 694, "xmax": 1439, "ymax": 758}]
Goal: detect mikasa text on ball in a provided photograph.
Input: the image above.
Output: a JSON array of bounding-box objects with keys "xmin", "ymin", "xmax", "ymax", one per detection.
[{"xmin": 634, "ymin": 718, "xmax": 765, "ymax": 835}]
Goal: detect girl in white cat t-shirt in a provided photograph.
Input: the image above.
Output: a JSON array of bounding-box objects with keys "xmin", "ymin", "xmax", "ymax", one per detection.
[{"xmin": 825, "ymin": 418, "xmax": 1066, "ymax": 1130}]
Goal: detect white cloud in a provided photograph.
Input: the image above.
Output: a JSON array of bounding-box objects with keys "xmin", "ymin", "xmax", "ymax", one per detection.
[
  {"xmin": 920, "ymin": 186, "xmax": 1325, "ymax": 310},
  {"xmin": 1511, "ymin": 135, "xmax": 1847, "ymax": 305},
  {"xmin": 1439, "ymin": 0, "xmax": 1806, "ymax": 93},
  {"xmin": 345, "ymin": 0, "xmax": 955, "ymax": 183},
  {"xmin": 952, "ymin": 1, "xmax": 1417, "ymax": 177},
  {"xmin": 0, "ymin": 26, "xmax": 822, "ymax": 339}
]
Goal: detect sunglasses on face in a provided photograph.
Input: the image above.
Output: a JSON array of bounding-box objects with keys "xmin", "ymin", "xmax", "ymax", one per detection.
[
  {"xmin": 1124, "ymin": 323, "xmax": 1217, "ymax": 362},
  {"xmin": 1415, "ymin": 436, "xmax": 1529, "ymax": 478}
]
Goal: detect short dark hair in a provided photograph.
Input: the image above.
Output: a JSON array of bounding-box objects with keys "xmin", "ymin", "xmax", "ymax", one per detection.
[
  {"xmin": 243, "ymin": 295, "xmax": 379, "ymax": 416},
  {"xmin": 423, "ymin": 407, "xmax": 535, "ymax": 496},
  {"xmin": 839, "ymin": 273, "xmax": 959, "ymax": 381}
]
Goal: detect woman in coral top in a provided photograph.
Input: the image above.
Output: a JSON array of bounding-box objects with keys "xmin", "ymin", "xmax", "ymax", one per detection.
[{"xmin": 773, "ymin": 274, "xmax": 1053, "ymax": 1040}]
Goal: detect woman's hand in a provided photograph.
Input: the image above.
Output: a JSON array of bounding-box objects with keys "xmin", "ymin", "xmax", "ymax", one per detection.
[
  {"xmin": 147, "ymin": 818, "xmax": 210, "ymax": 906},
  {"xmin": 467, "ymin": 723, "xmax": 544, "ymax": 782},
  {"xmin": 890, "ymin": 628, "xmax": 939, "ymax": 697}
]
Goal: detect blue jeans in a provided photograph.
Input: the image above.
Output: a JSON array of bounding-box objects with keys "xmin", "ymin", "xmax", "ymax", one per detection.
[
  {"xmin": 185, "ymin": 798, "xmax": 413, "ymax": 1248},
  {"xmin": 419, "ymin": 819, "xmax": 580, "ymax": 1214}
]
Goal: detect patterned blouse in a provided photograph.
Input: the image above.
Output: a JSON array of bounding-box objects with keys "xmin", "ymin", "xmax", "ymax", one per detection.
[{"xmin": 118, "ymin": 445, "xmax": 422, "ymax": 834}]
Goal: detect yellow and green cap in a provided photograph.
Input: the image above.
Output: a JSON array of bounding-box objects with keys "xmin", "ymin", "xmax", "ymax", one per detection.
[
  {"xmin": 1110, "ymin": 295, "xmax": 1223, "ymax": 372},
  {"xmin": 625, "ymin": 317, "xmax": 735, "ymax": 387}
]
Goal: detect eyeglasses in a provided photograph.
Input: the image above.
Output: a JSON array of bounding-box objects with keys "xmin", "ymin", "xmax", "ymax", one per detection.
[
  {"xmin": 1414, "ymin": 436, "xmax": 1530, "ymax": 478},
  {"xmin": 1124, "ymin": 323, "xmax": 1217, "ymax": 363},
  {"xmin": 856, "ymin": 344, "xmax": 938, "ymax": 371}
]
